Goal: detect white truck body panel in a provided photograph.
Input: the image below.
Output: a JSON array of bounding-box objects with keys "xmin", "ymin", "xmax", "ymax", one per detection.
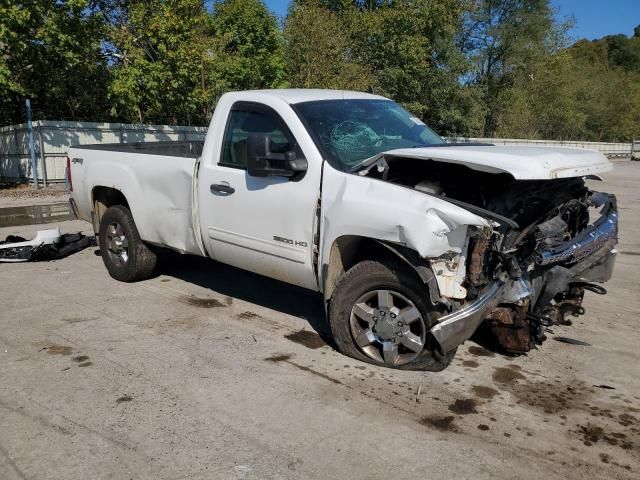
[
  {"xmin": 378, "ymin": 145, "xmax": 613, "ymax": 180},
  {"xmin": 68, "ymin": 147, "xmax": 201, "ymax": 255},
  {"xmin": 196, "ymin": 91, "xmax": 326, "ymax": 290}
]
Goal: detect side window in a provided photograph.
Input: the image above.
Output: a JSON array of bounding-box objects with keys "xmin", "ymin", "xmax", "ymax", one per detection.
[{"xmin": 220, "ymin": 108, "xmax": 292, "ymax": 168}]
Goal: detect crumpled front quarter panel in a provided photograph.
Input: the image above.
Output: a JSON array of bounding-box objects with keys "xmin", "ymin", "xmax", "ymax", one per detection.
[{"xmin": 320, "ymin": 165, "xmax": 493, "ymax": 283}]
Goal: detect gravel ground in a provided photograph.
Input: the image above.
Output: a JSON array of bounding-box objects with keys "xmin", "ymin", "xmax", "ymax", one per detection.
[
  {"xmin": 0, "ymin": 160, "xmax": 638, "ymax": 480},
  {"xmin": 0, "ymin": 184, "xmax": 69, "ymax": 208}
]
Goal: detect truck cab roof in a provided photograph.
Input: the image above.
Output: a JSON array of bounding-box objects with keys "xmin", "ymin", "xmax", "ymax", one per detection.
[{"xmin": 222, "ymin": 89, "xmax": 387, "ymax": 105}]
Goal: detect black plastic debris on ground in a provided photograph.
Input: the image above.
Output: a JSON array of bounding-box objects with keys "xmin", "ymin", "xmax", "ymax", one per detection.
[
  {"xmin": 553, "ymin": 336, "xmax": 591, "ymax": 346},
  {"xmin": 0, "ymin": 233, "xmax": 95, "ymax": 262}
]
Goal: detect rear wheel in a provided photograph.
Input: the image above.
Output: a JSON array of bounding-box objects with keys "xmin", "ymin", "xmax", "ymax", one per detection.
[
  {"xmin": 99, "ymin": 205, "xmax": 157, "ymax": 282},
  {"xmin": 328, "ymin": 260, "xmax": 455, "ymax": 371}
]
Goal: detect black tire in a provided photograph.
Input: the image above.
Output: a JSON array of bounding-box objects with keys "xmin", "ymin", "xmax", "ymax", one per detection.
[
  {"xmin": 98, "ymin": 205, "xmax": 157, "ymax": 282},
  {"xmin": 328, "ymin": 260, "xmax": 456, "ymax": 371}
]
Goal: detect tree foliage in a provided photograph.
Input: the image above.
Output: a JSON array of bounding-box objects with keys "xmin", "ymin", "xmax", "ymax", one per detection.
[
  {"xmin": 0, "ymin": 0, "xmax": 638, "ymax": 142},
  {"xmin": 0, "ymin": 0, "xmax": 108, "ymax": 124},
  {"xmin": 284, "ymin": 1, "xmax": 372, "ymax": 91}
]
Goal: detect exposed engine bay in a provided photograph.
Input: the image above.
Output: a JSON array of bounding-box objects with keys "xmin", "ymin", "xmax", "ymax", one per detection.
[{"xmin": 363, "ymin": 157, "xmax": 618, "ymax": 354}]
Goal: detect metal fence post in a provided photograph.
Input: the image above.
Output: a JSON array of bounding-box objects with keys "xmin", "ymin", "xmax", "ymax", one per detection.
[
  {"xmin": 25, "ymin": 99, "xmax": 39, "ymax": 188},
  {"xmin": 37, "ymin": 121, "xmax": 48, "ymax": 187}
]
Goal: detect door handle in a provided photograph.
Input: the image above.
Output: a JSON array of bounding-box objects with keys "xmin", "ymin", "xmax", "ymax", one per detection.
[{"xmin": 210, "ymin": 183, "xmax": 235, "ymax": 195}]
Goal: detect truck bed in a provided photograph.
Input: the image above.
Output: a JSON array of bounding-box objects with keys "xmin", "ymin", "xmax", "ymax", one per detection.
[
  {"xmin": 77, "ymin": 141, "xmax": 204, "ymax": 158},
  {"xmin": 69, "ymin": 142, "xmax": 203, "ymax": 256}
]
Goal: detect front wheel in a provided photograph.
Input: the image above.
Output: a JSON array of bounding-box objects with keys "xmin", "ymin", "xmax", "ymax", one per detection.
[
  {"xmin": 99, "ymin": 205, "xmax": 157, "ymax": 282},
  {"xmin": 328, "ymin": 260, "xmax": 455, "ymax": 371}
]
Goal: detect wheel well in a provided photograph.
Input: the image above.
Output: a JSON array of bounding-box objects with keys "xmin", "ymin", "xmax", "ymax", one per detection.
[
  {"xmin": 322, "ymin": 236, "xmax": 435, "ymax": 303},
  {"xmin": 91, "ymin": 186, "xmax": 129, "ymax": 234}
]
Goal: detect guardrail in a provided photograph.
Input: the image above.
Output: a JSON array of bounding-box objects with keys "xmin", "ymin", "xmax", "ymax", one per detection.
[
  {"xmin": 0, "ymin": 121, "xmax": 636, "ymax": 184},
  {"xmin": 446, "ymin": 137, "xmax": 634, "ymax": 158}
]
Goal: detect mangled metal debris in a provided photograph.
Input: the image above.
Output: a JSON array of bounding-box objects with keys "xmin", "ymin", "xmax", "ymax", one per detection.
[{"xmin": 0, "ymin": 227, "xmax": 94, "ymax": 262}]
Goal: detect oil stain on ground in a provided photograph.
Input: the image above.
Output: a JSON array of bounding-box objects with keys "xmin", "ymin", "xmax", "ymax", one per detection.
[
  {"xmin": 574, "ymin": 423, "xmax": 634, "ymax": 451},
  {"xmin": 285, "ymin": 330, "xmax": 326, "ymax": 349},
  {"xmin": 420, "ymin": 415, "xmax": 458, "ymax": 432},
  {"xmin": 492, "ymin": 366, "xmax": 526, "ymax": 384},
  {"xmin": 448, "ymin": 398, "xmax": 479, "ymax": 414},
  {"xmin": 472, "ymin": 385, "xmax": 499, "ymax": 399},
  {"xmin": 181, "ymin": 295, "xmax": 231, "ymax": 308},
  {"xmin": 265, "ymin": 354, "xmax": 292, "ymax": 363},
  {"xmin": 468, "ymin": 346, "xmax": 495, "ymax": 357},
  {"xmin": 44, "ymin": 345, "xmax": 73, "ymax": 355},
  {"xmin": 462, "ymin": 360, "xmax": 480, "ymax": 368}
]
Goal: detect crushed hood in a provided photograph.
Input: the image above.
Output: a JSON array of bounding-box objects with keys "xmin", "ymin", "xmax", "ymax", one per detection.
[{"xmin": 377, "ymin": 145, "xmax": 613, "ymax": 180}]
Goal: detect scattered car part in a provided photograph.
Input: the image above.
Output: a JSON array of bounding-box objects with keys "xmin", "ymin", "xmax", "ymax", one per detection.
[{"xmin": 0, "ymin": 227, "xmax": 93, "ymax": 262}]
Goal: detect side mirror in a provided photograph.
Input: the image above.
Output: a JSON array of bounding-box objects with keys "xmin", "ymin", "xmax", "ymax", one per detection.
[{"xmin": 246, "ymin": 133, "xmax": 307, "ymax": 178}]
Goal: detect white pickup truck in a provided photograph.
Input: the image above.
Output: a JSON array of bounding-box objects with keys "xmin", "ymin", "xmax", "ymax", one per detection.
[{"xmin": 68, "ymin": 89, "xmax": 618, "ymax": 370}]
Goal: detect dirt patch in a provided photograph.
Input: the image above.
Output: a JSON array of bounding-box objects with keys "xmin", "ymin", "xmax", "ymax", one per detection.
[
  {"xmin": 472, "ymin": 385, "xmax": 499, "ymax": 399},
  {"xmin": 77, "ymin": 361, "xmax": 93, "ymax": 367},
  {"xmin": 116, "ymin": 395, "xmax": 133, "ymax": 404},
  {"xmin": 72, "ymin": 355, "xmax": 89, "ymax": 363},
  {"xmin": 468, "ymin": 346, "xmax": 495, "ymax": 357},
  {"xmin": 285, "ymin": 330, "xmax": 326, "ymax": 349},
  {"xmin": 477, "ymin": 424, "xmax": 490, "ymax": 431},
  {"xmin": 62, "ymin": 317, "xmax": 96, "ymax": 324},
  {"xmin": 265, "ymin": 354, "xmax": 292, "ymax": 363},
  {"xmin": 574, "ymin": 424, "xmax": 634, "ymax": 450},
  {"xmin": 237, "ymin": 311, "xmax": 261, "ymax": 320},
  {"xmin": 420, "ymin": 415, "xmax": 457, "ymax": 432},
  {"xmin": 492, "ymin": 366, "xmax": 526, "ymax": 384},
  {"xmin": 44, "ymin": 345, "xmax": 73, "ymax": 355},
  {"xmin": 181, "ymin": 296, "xmax": 227, "ymax": 308},
  {"xmin": 462, "ymin": 360, "xmax": 480, "ymax": 368},
  {"xmin": 448, "ymin": 398, "xmax": 478, "ymax": 415}
]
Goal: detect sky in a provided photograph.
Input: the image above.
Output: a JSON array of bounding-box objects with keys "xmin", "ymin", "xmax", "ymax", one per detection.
[{"xmin": 264, "ymin": 0, "xmax": 640, "ymax": 41}]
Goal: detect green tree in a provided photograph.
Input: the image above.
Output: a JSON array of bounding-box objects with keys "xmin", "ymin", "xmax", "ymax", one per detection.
[
  {"xmin": 209, "ymin": 0, "xmax": 286, "ymax": 92},
  {"xmin": 0, "ymin": 0, "xmax": 108, "ymax": 125},
  {"xmin": 106, "ymin": 0, "xmax": 214, "ymax": 124},
  {"xmin": 285, "ymin": 0, "xmax": 473, "ymax": 135},
  {"xmin": 107, "ymin": 0, "xmax": 286, "ymax": 125},
  {"xmin": 460, "ymin": 0, "xmax": 569, "ymax": 136},
  {"xmin": 284, "ymin": 1, "xmax": 373, "ymax": 90}
]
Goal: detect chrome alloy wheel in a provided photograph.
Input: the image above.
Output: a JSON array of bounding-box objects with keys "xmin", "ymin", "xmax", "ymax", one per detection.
[
  {"xmin": 105, "ymin": 222, "xmax": 129, "ymax": 265},
  {"xmin": 349, "ymin": 289, "xmax": 427, "ymax": 366}
]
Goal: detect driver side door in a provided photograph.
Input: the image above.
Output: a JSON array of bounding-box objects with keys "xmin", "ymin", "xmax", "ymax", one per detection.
[{"xmin": 198, "ymin": 101, "xmax": 320, "ymax": 291}]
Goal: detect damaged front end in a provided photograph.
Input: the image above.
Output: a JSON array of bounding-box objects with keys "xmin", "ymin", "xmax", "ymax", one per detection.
[
  {"xmin": 429, "ymin": 181, "xmax": 618, "ymax": 354},
  {"xmin": 353, "ymin": 153, "xmax": 618, "ymax": 355}
]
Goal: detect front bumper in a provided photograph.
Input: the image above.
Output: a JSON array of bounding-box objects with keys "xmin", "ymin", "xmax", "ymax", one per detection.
[
  {"xmin": 430, "ymin": 282, "xmax": 505, "ymax": 353},
  {"xmin": 430, "ymin": 193, "xmax": 618, "ymax": 353}
]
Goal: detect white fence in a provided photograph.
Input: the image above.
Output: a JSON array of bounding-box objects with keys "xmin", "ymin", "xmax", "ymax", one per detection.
[
  {"xmin": 0, "ymin": 121, "xmax": 207, "ymax": 185},
  {"xmin": 0, "ymin": 120, "xmax": 636, "ymax": 184}
]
